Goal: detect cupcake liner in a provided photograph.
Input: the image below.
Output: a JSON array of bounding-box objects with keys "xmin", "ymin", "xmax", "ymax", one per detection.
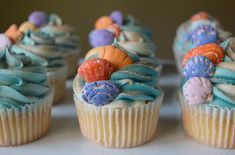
[
  {"xmin": 47, "ymin": 65, "xmax": 67, "ymax": 104},
  {"xmin": 0, "ymin": 88, "xmax": 54, "ymax": 146},
  {"xmin": 64, "ymin": 50, "xmax": 79, "ymax": 79},
  {"xmin": 74, "ymin": 94, "xmax": 163, "ymax": 148},
  {"xmin": 179, "ymin": 91, "xmax": 235, "ymax": 149}
]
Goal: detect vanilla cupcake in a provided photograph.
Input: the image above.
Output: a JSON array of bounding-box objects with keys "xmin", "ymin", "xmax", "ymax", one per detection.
[
  {"xmin": 12, "ymin": 30, "xmax": 67, "ymax": 104},
  {"xmin": 89, "ymin": 10, "xmax": 162, "ymax": 73},
  {"xmin": 39, "ymin": 13, "xmax": 81, "ymax": 78},
  {"xmin": 73, "ymin": 44, "xmax": 163, "ymax": 148},
  {"xmin": 0, "ymin": 46, "xmax": 54, "ymax": 146},
  {"xmin": 173, "ymin": 11, "xmax": 232, "ymax": 73},
  {"xmin": 179, "ymin": 39, "xmax": 235, "ymax": 148}
]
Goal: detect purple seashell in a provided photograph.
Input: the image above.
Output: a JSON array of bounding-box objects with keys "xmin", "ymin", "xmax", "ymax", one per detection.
[
  {"xmin": 89, "ymin": 29, "xmax": 114, "ymax": 47},
  {"xmin": 191, "ymin": 25, "xmax": 218, "ymax": 47},
  {"xmin": 183, "ymin": 77, "xmax": 213, "ymax": 105},
  {"xmin": 183, "ymin": 56, "xmax": 215, "ymax": 79},
  {"xmin": 0, "ymin": 34, "xmax": 12, "ymax": 49},
  {"xmin": 110, "ymin": 10, "xmax": 123, "ymax": 25},
  {"xmin": 28, "ymin": 11, "xmax": 48, "ymax": 27},
  {"xmin": 82, "ymin": 80, "xmax": 119, "ymax": 106}
]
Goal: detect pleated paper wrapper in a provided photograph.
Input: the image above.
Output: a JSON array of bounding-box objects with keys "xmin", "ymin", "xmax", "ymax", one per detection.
[
  {"xmin": 47, "ymin": 64, "xmax": 67, "ymax": 104},
  {"xmin": 0, "ymin": 88, "xmax": 54, "ymax": 146},
  {"xmin": 74, "ymin": 94, "xmax": 163, "ymax": 148},
  {"xmin": 179, "ymin": 91, "xmax": 235, "ymax": 149}
]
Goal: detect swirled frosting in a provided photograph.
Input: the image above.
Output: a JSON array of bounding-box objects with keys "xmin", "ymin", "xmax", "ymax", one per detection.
[
  {"xmin": 40, "ymin": 14, "xmax": 80, "ymax": 52},
  {"xmin": 13, "ymin": 30, "xmax": 65, "ymax": 71},
  {"xmin": 0, "ymin": 47, "xmax": 51, "ymax": 109},
  {"xmin": 121, "ymin": 15, "xmax": 152, "ymax": 41}
]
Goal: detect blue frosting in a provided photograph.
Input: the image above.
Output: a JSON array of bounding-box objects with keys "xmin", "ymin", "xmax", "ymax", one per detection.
[
  {"xmin": 81, "ymin": 81, "xmax": 119, "ymax": 106},
  {"xmin": 183, "ymin": 56, "xmax": 215, "ymax": 79}
]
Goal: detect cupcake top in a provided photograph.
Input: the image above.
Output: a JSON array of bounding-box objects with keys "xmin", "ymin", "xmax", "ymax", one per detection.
[
  {"xmin": 19, "ymin": 11, "xmax": 80, "ymax": 54},
  {"xmin": 73, "ymin": 44, "xmax": 162, "ymax": 108},
  {"xmin": 0, "ymin": 46, "xmax": 51, "ymax": 110},
  {"xmin": 173, "ymin": 11, "xmax": 232, "ymax": 56},
  {"xmin": 89, "ymin": 10, "xmax": 158, "ymax": 67},
  {"xmin": 12, "ymin": 30, "xmax": 65, "ymax": 71},
  {"xmin": 181, "ymin": 38, "xmax": 235, "ymax": 109}
]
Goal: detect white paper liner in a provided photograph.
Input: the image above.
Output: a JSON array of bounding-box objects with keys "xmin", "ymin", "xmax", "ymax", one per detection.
[
  {"xmin": 64, "ymin": 50, "xmax": 79, "ymax": 79},
  {"xmin": 0, "ymin": 88, "xmax": 54, "ymax": 146},
  {"xmin": 179, "ymin": 91, "xmax": 235, "ymax": 149},
  {"xmin": 47, "ymin": 65, "xmax": 67, "ymax": 104},
  {"xmin": 74, "ymin": 94, "xmax": 163, "ymax": 148}
]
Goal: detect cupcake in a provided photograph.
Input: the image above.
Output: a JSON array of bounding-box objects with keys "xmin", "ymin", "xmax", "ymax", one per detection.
[
  {"xmin": 89, "ymin": 10, "xmax": 162, "ymax": 73},
  {"xmin": 179, "ymin": 39, "xmax": 235, "ymax": 148},
  {"xmin": 0, "ymin": 44, "xmax": 54, "ymax": 146},
  {"xmin": 73, "ymin": 44, "xmax": 163, "ymax": 148},
  {"xmin": 19, "ymin": 11, "xmax": 81, "ymax": 78},
  {"xmin": 173, "ymin": 11, "xmax": 232, "ymax": 73},
  {"xmin": 11, "ymin": 29, "xmax": 67, "ymax": 104}
]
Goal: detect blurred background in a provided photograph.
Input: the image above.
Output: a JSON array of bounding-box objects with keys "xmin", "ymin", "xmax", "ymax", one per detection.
[{"xmin": 0, "ymin": 0, "xmax": 234, "ymax": 59}]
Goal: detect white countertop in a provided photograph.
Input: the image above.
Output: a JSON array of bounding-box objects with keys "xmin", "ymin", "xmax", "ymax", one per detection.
[{"xmin": 0, "ymin": 64, "xmax": 234, "ymax": 155}]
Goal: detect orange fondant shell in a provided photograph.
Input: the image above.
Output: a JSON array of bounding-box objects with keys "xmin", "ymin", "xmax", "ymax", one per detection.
[
  {"xmin": 107, "ymin": 24, "xmax": 121, "ymax": 37},
  {"xmin": 78, "ymin": 58, "xmax": 116, "ymax": 83},
  {"xmin": 95, "ymin": 16, "xmax": 113, "ymax": 29},
  {"xmin": 19, "ymin": 21, "xmax": 37, "ymax": 33},
  {"xmin": 5, "ymin": 24, "xmax": 23, "ymax": 43},
  {"xmin": 182, "ymin": 43, "xmax": 224, "ymax": 66},
  {"xmin": 85, "ymin": 45, "xmax": 132, "ymax": 69},
  {"xmin": 191, "ymin": 12, "xmax": 209, "ymax": 21}
]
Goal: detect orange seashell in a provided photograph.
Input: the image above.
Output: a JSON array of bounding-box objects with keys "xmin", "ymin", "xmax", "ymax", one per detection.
[
  {"xmin": 107, "ymin": 24, "xmax": 121, "ymax": 37},
  {"xmin": 85, "ymin": 45, "xmax": 132, "ymax": 69},
  {"xmin": 182, "ymin": 43, "xmax": 224, "ymax": 66},
  {"xmin": 78, "ymin": 58, "xmax": 116, "ymax": 83},
  {"xmin": 19, "ymin": 21, "xmax": 37, "ymax": 33},
  {"xmin": 95, "ymin": 16, "xmax": 113, "ymax": 29},
  {"xmin": 5, "ymin": 24, "xmax": 23, "ymax": 43},
  {"xmin": 191, "ymin": 11, "xmax": 209, "ymax": 21}
]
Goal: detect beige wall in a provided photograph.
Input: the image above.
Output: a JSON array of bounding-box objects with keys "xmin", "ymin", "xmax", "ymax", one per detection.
[{"xmin": 0, "ymin": 0, "xmax": 234, "ymax": 59}]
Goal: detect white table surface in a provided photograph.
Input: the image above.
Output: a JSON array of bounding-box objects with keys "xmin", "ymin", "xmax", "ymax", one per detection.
[{"xmin": 0, "ymin": 64, "xmax": 234, "ymax": 155}]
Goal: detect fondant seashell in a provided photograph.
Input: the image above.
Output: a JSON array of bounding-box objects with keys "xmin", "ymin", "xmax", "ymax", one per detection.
[
  {"xmin": 78, "ymin": 58, "xmax": 116, "ymax": 83},
  {"xmin": 5, "ymin": 24, "xmax": 23, "ymax": 43},
  {"xmin": 19, "ymin": 21, "xmax": 37, "ymax": 33},
  {"xmin": 182, "ymin": 43, "xmax": 224, "ymax": 66},
  {"xmin": 85, "ymin": 45, "xmax": 133, "ymax": 69},
  {"xmin": 183, "ymin": 56, "xmax": 215, "ymax": 79},
  {"xmin": 183, "ymin": 77, "xmax": 213, "ymax": 105},
  {"xmin": 191, "ymin": 11, "xmax": 209, "ymax": 21},
  {"xmin": 81, "ymin": 80, "xmax": 119, "ymax": 106},
  {"xmin": 107, "ymin": 24, "xmax": 121, "ymax": 37},
  {"xmin": 95, "ymin": 16, "xmax": 113, "ymax": 29}
]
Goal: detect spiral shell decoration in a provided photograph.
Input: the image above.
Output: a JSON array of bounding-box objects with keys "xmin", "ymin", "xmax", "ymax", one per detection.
[
  {"xmin": 95, "ymin": 16, "xmax": 113, "ymax": 29},
  {"xmin": 182, "ymin": 43, "xmax": 224, "ymax": 66},
  {"xmin": 85, "ymin": 45, "xmax": 133, "ymax": 69}
]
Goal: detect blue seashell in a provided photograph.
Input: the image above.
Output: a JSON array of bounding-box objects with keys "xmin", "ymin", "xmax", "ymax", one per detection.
[
  {"xmin": 183, "ymin": 56, "xmax": 215, "ymax": 79},
  {"xmin": 191, "ymin": 25, "xmax": 218, "ymax": 47},
  {"xmin": 81, "ymin": 80, "xmax": 119, "ymax": 106},
  {"xmin": 89, "ymin": 29, "xmax": 114, "ymax": 48}
]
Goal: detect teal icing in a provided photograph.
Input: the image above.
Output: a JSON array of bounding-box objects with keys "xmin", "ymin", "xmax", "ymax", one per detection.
[
  {"xmin": 13, "ymin": 30, "xmax": 65, "ymax": 68},
  {"xmin": 40, "ymin": 14, "xmax": 80, "ymax": 51},
  {"xmin": 121, "ymin": 15, "xmax": 152, "ymax": 41},
  {"xmin": 211, "ymin": 66, "xmax": 235, "ymax": 84},
  {"xmin": 0, "ymin": 47, "xmax": 50, "ymax": 110},
  {"xmin": 110, "ymin": 63, "xmax": 160, "ymax": 102}
]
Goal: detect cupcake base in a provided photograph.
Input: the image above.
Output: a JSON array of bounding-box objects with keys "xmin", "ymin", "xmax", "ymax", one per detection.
[
  {"xmin": 0, "ymin": 88, "xmax": 54, "ymax": 146},
  {"xmin": 74, "ymin": 94, "xmax": 163, "ymax": 148},
  {"xmin": 47, "ymin": 65, "xmax": 67, "ymax": 104},
  {"xmin": 179, "ymin": 91, "xmax": 235, "ymax": 149}
]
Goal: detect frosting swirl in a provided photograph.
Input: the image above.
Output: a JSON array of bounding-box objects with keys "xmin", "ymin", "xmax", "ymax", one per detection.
[
  {"xmin": 0, "ymin": 47, "xmax": 50, "ymax": 109},
  {"xmin": 13, "ymin": 30, "xmax": 65, "ymax": 70}
]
